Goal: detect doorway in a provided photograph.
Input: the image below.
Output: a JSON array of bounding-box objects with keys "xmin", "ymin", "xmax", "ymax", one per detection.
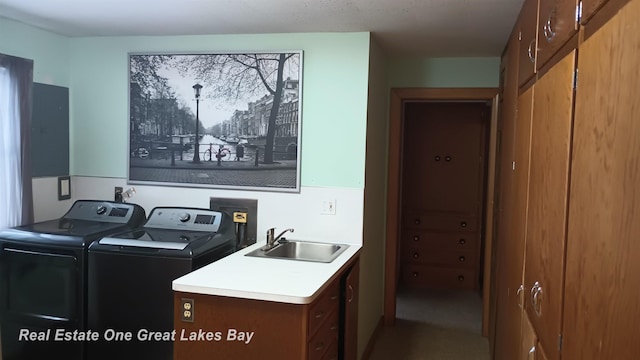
[{"xmin": 384, "ymin": 88, "xmax": 499, "ymax": 333}]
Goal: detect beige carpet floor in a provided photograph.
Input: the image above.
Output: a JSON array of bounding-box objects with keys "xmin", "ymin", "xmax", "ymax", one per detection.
[{"xmin": 367, "ymin": 288, "xmax": 490, "ymax": 360}]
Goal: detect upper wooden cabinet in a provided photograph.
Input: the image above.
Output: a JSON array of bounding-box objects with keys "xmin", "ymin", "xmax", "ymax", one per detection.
[
  {"xmin": 536, "ymin": 0, "xmax": 580, "ymax": 69},
  {"xmin": 517, "ymin": 0, "xmax": 540, "ymax": 87},
  {"xmin": 581, "ymin": 0, "xmax": 608, "ymax": 22}
]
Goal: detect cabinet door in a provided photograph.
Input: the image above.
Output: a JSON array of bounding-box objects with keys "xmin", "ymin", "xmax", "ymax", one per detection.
[
  {"xmin": 343, "ymin": 261, "xmax": 359, "ymax": 360},
  {"xmin": 524, "ymin": 50, "xmax": 576, "ymax": 360},
  {"xmin": 536, "ymin": 0, "xmax": 580, "ymax": 69},
  {"xmin": 493, "ymin": 30, "xmax": 520, "ymax": 360},
  {"xmin": 521, "ymin": 314, "xmax": 537, "ymax": 360},
  {"xmin": 518, "ymin": 0, "xmax": 540, "ymax": 87},
  {"xmin": 563, "ymin": 1, "xmax": 640, "ymax": 359}
]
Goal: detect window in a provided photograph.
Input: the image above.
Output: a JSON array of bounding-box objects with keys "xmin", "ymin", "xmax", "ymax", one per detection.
[{"xmin": 0, "ymin": 54, "xmax": 33, "ymax": 228}]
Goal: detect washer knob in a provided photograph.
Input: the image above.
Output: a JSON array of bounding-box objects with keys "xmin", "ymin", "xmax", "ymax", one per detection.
[
  {"xmin": 96, "ymin": 205, "xmax": 107, "ymax": 215},
  {"xmin": 179, "ymin": 213, "xmax": 191, "ymax": 222}
]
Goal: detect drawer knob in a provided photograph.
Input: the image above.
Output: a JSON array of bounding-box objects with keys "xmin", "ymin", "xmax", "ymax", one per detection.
[
  {"xmin": 459, "ymin": 238, "xmax": 466, "ymax": 245},
  {"xmin": 413, "ymin": 235, "xmax": 420, "ymax": 241},
  {"xmin": 434, "ymin": 155, "xmax": 441, "ymax": 161},
  {"xmin": 459, "ymin": 256, "xmax": 466, "ymax": 262},
  {"xmin": 412, "ymin": 272, "xmax": 419, "ymax": 278},
  {"xmin": 315, "ymin": 342, "xmax": 325, "ymax": 352},
  {"xmin": 413, "ymin": 252, "xmax": 420, "ymax": 259},
  {"xmin": 460, "ymin": 221, "xmax": 467, "ymax": 228},
  {"xmin": 458, "ymin": 275, "xmax": 465, "ymax": 282},
  {"xmin": 445, "ymin": 155, "xmax": 452, "ymax": 162},
  {"xmin": 414, "ymin": 219, "xmax": 421, "ymax": 225}
]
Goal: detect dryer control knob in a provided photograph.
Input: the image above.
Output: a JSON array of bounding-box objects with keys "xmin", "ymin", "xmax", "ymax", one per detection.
[
  {"xmin": 179, "ymin": 213, "xmax": 191, "ymax": 222},
  {"xmin": 96, "ymin": 205, "xmax": 107, "ymax": 215}
]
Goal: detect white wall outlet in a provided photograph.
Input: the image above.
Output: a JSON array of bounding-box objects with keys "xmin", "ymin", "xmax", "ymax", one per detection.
[{"xmin": 321, "ymin": 199, "xmax": 337, "ymax": 215}]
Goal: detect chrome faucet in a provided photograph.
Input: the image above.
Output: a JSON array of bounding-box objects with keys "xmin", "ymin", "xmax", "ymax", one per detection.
[{"xmin": 262, "ymin": 227, "xmax": 294, "ymax": 251}]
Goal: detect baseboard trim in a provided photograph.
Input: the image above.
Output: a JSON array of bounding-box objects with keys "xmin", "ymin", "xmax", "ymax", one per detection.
[{"xmin": 361, "ymin": 316, "xmax": 384, "ymax": 360}]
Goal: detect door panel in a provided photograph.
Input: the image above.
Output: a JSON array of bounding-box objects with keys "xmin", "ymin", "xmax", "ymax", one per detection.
[
  {"xmin": 524, "ymin": 50, "xmax": 576, "ymax": 360},
  {"xmin": 563, "ymin": 1, "xmax": 640, "ymax": 359}
]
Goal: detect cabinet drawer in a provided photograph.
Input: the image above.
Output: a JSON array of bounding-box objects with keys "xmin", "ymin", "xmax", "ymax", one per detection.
[
  {"xmin": 308, "ymin": 310, "xmax": 339, "ymax": 360},
  {"xmin": 308, "ymin": 280, "xmax": 340, "ymax": 338},
  {"xmin": 403, "ymin": 247, "xmax": 477, "ymax": 269},
  {"xmin": 404, "ymin": 212, "xmax": 478, "ymax": 232},
  {"xmin": 402, "ymin": 230, "xmax": 478, "ymax": 251},
  {"xmin": 536, "ymin": 0, "xmax": 580, "ymax": 69},
  {"xmin": 401, "ymin": 265, "xmax": 476, "ymax": 289}
]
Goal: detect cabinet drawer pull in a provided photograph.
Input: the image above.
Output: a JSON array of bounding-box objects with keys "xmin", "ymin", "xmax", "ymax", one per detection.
[
  {"xmin": 434, "ymin": 155, "xmax": 441, "ymax": 161},
  {"xmin": 459, "ymin": 256, "xmax": 465, "ymax": 262},
  {"xmin": 527, "ymin": 39, "xmax": 536, "ymax": 63},
  {"xmin": 314, "ymin": 311, "xmax": 324, "ymax": 319},
  {"xmin": 347, "ymin": 284, "xmax": 354, "ymax": 303},
  {"xmin": 315, "ymin": 342, "xmax": 324, "ymax": 352},
  {"xmin": 413, "ymin": 235, "xmax": 420, "ymax": 241},
  {"xmin": 414, "ymin": 219, "xmax": 421, "ymax": 225},
  {"xmin": 459, "ymin": 238, "xmax": 466, "ymax": 245},
  {"xmin": 445, "ymin": 155, "xmax": 452, "ymax": 162},
  {"xmin": 458, "ymin": 275, "xmax": 465, "ymax": 282},
  {"xmin": 460, "ymin": 221, "xmax": 467, "ymax": 228},
  {"xmin": 330, "ymin": 324, "xmax": 338, "ymax": 331},
  {"xmin": 412, "ymin": 252, "xmax": 420, "ymax": 259},
  {"xmin": 412, "ymin": 271, "xmax": 419, "ymax": 278},
  {"xmin": 330, "ymin": 294, "xmax": 338, "ymax": 301}
]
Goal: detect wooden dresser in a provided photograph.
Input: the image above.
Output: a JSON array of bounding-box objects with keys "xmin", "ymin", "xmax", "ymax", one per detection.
[{"xmin": 400, "ymin": 102, "xmax": 488, "ymax": 291}]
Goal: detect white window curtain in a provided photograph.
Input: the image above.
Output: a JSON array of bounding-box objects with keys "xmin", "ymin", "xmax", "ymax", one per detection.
[{"xmin": 0, "ymin": 54, "xmax": 34, "ymax": 229}]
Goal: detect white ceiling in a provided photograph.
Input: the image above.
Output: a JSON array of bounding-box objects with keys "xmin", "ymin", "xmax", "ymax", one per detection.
[{"xmin": 0, "ymin": 0, "xmax": 523, "ymax": 57}]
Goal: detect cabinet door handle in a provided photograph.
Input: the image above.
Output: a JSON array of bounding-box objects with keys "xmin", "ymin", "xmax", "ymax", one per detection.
[
  {"xmin": 314, "ymin": 311, "xmax": 324, "ymax": 319},
  {"xmin": 460, "ymin": 221, "xmax": 467, "ymax": 228},
  {"xmin": 414, "ymin": 219, "xmax": 421, "ymax": 225},
  {"xmin": 527, "ymin": 39, "xmax": 536, "ymax": 63},
  {"xmin": 315, "ymin": 342, "xmax": 325, "ymax": 352},
  {"xmin": 458, "ymin": 275, "xmax": 465, "ymax": 282},
  {"xmin": 330, "ymin": 294, "xmax": 338, "ymax": 301},
  {"xmin": 459, "ymin": 256, "xmax": 465, "ymax": 262},
  {"xmin": 530, "ymin": 281, "xmax": 543, "ymax": 317},
  {"xmin": 413, "ymin": 252, "xmax": 420, "ymax": 259},
  {"xmin": 412, "ymin": 271, "xmax": 419, "ymax": 278},
  {"xmin": 528, "ymin": 345, "xmax": 536, "ymax": 360},
  {"xmin": 348, "ymin": 284, "xmax": 354, "ymax": 303},
  {"xmin": 543, "ymin": 8, "xmax": 557, "ymax": 42},
  {"xmin": 459, "ymin": 238, "xmax": 466, "ymax": 245},
  {"xmin": 413, "ymin": 235, "xmax": 420, "ymax": 241},
  {"xmin": 516, "ymin": 284, "xmax": 524, "ymax": 309}
]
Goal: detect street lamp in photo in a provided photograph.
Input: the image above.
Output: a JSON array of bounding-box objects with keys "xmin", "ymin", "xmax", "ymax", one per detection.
[{"xmin": 192, "ymin": 83, "xmax": 203, "ymax": 164}]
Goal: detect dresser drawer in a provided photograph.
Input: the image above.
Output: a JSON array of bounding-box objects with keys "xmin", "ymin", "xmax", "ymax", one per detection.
[
  {"xmin": 402, "ymin": 230, "xmax": 478, "ymax": 251},
  {"xmin": 308, "ymin": 310, "xmax": 339, "ymax": 360},
  {"xmin": 308, "ymin": 280, "xmax": 340, "ymax": 338},
  {"xmin": 403, "ymin": 247, "xmax": 478, "ymax": 269},
  {"xmin": 401, "ymin": 265, "xmax": 476, "ymax": 289},
  {"xmin": 404, "ymin": 212, "xmax": 478, "ymax": 232}
]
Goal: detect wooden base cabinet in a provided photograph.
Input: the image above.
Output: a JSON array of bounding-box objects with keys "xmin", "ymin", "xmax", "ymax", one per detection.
[{"xmin": 173, "ymin": 258, "xmax": 359, "ymax": 360}]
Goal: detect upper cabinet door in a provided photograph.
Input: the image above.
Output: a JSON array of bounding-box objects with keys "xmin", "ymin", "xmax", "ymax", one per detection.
[
  {"xmin": 524, "ymin": 50, "xmax": 576, "ymax": 360},
  {"xmin": 536, "ymin": 0, "xmax": 580, "ymax": 69},
  {"xmin": 563, "ymin": 1, "xmax": 640, "ymax": 359},
  {"xmin": 581, "ymin": 0, "xmax": 608, "ymax": 22},
  {"xmin": 518, "ymin": 0, "xmax": 540, "ymax": 87}
]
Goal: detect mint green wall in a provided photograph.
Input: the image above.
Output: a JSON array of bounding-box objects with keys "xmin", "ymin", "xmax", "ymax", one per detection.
[
  {"xmin": 68, "ymin": 33, "xmax": 370, "ymax": 188},
  {"xmin": 388, "ymin": 57, "xmax": 500, "ymax": 88},
  {"xmin": 0, "ymin": 17, "xmax": 70, "ymax": 86}
]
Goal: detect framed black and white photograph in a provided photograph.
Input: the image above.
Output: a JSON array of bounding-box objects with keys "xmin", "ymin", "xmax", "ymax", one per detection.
[{"xmin": 127, "ymin": 51, "xmax": 302, "ymax": 192}]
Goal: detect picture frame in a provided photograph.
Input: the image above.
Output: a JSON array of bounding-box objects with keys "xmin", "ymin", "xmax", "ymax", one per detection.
[{"xmin": 127, "ymin": 51, "xmax": 302, "ymax": 192}]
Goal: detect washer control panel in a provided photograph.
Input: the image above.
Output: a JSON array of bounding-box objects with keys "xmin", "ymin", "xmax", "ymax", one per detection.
[
  {"xmin": 64, "ymin": 200, "xmax": 144, "ymax": 224},
  {"xmin": 144, "ymin": 207, "xmax": 224, "ymax": 232}
]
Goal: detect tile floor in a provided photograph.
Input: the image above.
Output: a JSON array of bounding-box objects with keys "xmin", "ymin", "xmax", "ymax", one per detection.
[{"xmin": 367, "ymin": 287, "xmax": 490, "ymax": 360}]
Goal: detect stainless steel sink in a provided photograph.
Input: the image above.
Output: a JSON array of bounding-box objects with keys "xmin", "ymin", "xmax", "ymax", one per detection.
[{"xmin": 245, "ymin": 240, "xmax": 349, "ymax": 263}]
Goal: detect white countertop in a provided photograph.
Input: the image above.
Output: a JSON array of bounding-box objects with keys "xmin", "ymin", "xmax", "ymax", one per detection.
[{"xmin": 172, "ymin": 240, "xmax": 361, "ymax": 304}]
